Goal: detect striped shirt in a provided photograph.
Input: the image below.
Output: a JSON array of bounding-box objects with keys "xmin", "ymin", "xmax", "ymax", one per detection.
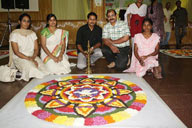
[{"xmin": 102, "ymin": 20, "xmax": 130, "ymax": 48}]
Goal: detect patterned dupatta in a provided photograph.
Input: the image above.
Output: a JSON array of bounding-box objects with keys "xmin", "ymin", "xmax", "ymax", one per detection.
[{"xmin": 41, "ymin": 28, "xmax": 68, "ymax": 64}]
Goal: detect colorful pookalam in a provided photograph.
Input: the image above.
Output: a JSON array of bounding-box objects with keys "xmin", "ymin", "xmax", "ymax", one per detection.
[
  {"xmin": 0, "ymin": 50, "xmax": 9, "ymax": 59},
  {"xmin": 24, "ymin": 75, "xmax": 147, "ymax": 126},
  {"xmin": 160, "ymin": 49, "xmax": 192, "ymax": 58},
  {"xmin": 66, "ymin": 50, "xmax": 77, "ymax": 57}
]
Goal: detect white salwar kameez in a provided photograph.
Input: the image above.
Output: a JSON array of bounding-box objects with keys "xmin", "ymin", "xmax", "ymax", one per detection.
[{"xmin": 9, "ymin": 29, "xmax": 48, "ymax": 81}]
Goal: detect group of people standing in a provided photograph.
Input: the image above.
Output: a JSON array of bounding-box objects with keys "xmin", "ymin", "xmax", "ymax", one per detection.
[
  {"xmin": 1, "ymin": 0, "xmax": 188, "ymax": 82},
  {"xmin": 124, "ymin": 0, "xmax": 188, "ymax": 49}
]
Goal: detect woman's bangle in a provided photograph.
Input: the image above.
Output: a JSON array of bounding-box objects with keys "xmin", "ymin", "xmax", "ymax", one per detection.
[{"xmin": 90, "ymin": 47, "xmax": 94, "ymax": 50}]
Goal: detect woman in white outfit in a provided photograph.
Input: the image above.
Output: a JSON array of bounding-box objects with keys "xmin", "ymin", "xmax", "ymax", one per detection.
[
  {"xmin": 10, "ymin": 13, "xmax": 48, "ymax": 81},
  {"xmin": 40, "ymin": 14, "xmax": 71, "ymax": 74}
]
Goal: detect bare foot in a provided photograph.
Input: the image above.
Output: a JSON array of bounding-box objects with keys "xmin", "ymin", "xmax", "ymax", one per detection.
[
  {"xmin": 107, "ymin": 62, "xmax": 115, "ymax": 68},
  {"xmin": 91, "ymin": 63, "xmax": 95, "ymax": 66},
  {"xmin": 153, "ymin": 66, "xmax": 163, "ymax": 79}
]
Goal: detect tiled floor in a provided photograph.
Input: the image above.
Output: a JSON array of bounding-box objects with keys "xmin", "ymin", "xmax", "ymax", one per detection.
[{"xmin": 0, "ymin": 53, "xmax": 192, "ymax": 127}]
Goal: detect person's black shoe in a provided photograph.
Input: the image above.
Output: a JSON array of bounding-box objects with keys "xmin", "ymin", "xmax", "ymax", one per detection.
[
  {"xmin": 16, "ymin": 71, "xmax": 22, "ymax": 79},
  {"xmin": 165, "ymin": 45, "xmax": 169, "ymax": 49},
  {"xmin": 160, "ymin": 45, "xmax": 165, "ymax": 49},
  {"xmin": 176, "ymin": 44, "xmax": 180, "ymax": 49},
  {"xmin": 146, "ymin": 70, "xmax": 152, "ymax": 75}
]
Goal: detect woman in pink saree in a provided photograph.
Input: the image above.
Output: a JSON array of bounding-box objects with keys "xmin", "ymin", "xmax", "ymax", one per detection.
[{"xmin": 124, "ymin": 18, "xmax": 162, "ymax": 79}]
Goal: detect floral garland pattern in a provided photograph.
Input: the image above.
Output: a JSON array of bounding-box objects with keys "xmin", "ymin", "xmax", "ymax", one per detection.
[
  {"xmin": 0, "ymin": 50, "xmax": 9, "ymax": 56},
  {"xmin": 66, "ymin": 50, "xmax": 77, "ymax": 57},
  {"xmin": 25, "ymin": 75, "xmax": 147, "ymax": 126},
  {"xmin": 162, "ymin": 49, "xmax": 192, "ymax": 57}
]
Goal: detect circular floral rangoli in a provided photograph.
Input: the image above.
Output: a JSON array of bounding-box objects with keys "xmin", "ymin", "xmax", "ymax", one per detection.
[
  {"xmin": 162, "ymin": 49, "xmax": 192, "ymax": 57},
  {"xmin": 25, "ymin": 75, "xmax": 147, "ymax": 126}
]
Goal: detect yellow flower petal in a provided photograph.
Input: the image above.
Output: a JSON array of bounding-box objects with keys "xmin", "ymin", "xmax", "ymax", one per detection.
[
  {"xmin": 33, "ymin": 84, "xmax": 46, "ymax": 90},
  {"xmin": 121, "ymin": 80, "xmax": 134, "ymax": 85},
  {"xmin": 63, "ymin": 117, "xmax": 75, "ymax": 126},
  {"xmin": 136, "ymin": 92, "xmax": 147, "ymax": 100},
  {"xmin": 60, "ymin": 76, "xmax": 73, "ymax": 81},
  {"xmin": 110, "ymin": 112, "xmax": 124, "ymax": 122},
  {"xmin": 53, "ymin": 116, "xmax": 67, "ymax": 124},
  {"xmin": 25, "ymin": 101, "xmax": 37, "ymax": 107},
  {"xmin": 92, "ymin": 75, "xmax": 105, "ymax": 78}
]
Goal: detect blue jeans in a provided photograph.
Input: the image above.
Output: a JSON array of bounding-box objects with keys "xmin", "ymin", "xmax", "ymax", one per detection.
[
  {"xmin": 162, "ymin": 32, "xmax": 171, "ymax": 46},
  {"xmin": 175, "ymin": 25, "xmax": 187, "ymax": 45}
]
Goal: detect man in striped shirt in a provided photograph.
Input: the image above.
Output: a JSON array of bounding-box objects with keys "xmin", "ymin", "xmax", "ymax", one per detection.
[{"xmin": 102, "ymin": 9, "xmax": 131, "ymax": 70}]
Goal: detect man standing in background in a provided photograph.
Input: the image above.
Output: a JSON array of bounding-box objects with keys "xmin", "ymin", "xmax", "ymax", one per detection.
[
  {"xmin": 162, "ymin": 2, "xmax": 172, "ymax": 49},
  {"xmin": 172, "ymin": 0, "xmax": 188, "ymax": 49}
]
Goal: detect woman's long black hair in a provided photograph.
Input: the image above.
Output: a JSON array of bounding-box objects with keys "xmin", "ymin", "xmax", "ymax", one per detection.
[
  {"xmin": 142, "ymin": 18, "xmax": 153, "ymax": 33},
  {"xmin": 45, "ymin": 14, "xmax": 57, "ymax": 28},
  {"xmin": 150, "ymin": 0, "xmax": 156, "ymax": 14},
  {"xmin": 16, "ymin": 13, "xmax": 31, "ymax": 29}
]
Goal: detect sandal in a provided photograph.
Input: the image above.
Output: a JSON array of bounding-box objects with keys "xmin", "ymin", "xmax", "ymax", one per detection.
[{"xmin": 146, "ymin": 69, "xmax": 152, "ymax": 75}]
